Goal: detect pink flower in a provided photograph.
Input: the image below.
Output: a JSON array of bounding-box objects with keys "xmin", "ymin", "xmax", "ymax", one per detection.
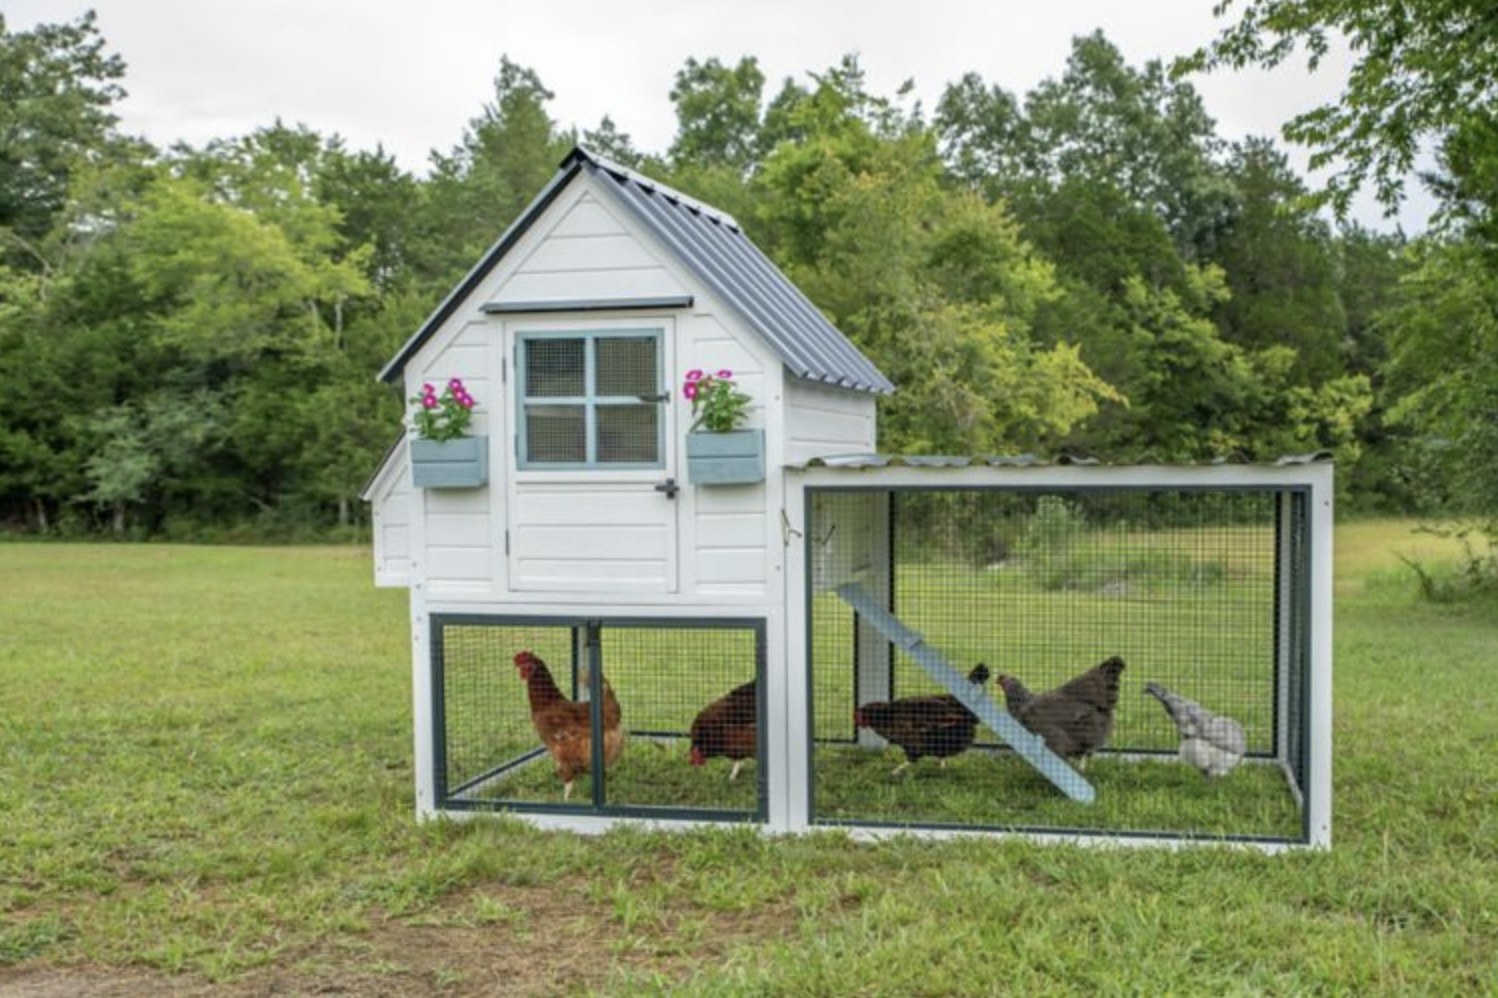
[
  {"xmin": 422, "ymin": 383, "xmax": 435, "ymax": 395},
  {"xmin": 717, "ymin": 369, "xmax": 733, "ymax": 379},
  {"xmin": 422, "ymin": 396, "xmax": 438, "ymax": 409},
  {"xmin": 685, "ymin": 369, "xmax": 704, "ymax": 382},
  {"xmin": 458, "ymin": 394, "xmax": 474, "ymax": 409},
  {"xmin": 683, "ymin": 383, "xmax": 698, "ymax": 400},
  {"xmin": 448, "ymin": 377, "xmax": 464, "ymax": 390}
]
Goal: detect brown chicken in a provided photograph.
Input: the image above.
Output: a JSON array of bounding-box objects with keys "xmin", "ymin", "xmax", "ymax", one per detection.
[
  {"xmin": 689, "ymin": 680, "xmax": 758, "ymax": 782},
  {"xmin": 513, "ymin": 650, "xmax": 625, "ymax": 800},
  {"xmin": 995, "ymin": 655, "xmax": 1126, "ymax": 767},
  {"xmin": 854, "ymin": 663, "xmax": 992, "ymax": 776}
]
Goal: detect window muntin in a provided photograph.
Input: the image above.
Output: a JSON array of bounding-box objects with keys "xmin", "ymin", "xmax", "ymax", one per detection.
[{"xmin": 517, "ymin": 330, "xmax": 665, "ymax": 469}]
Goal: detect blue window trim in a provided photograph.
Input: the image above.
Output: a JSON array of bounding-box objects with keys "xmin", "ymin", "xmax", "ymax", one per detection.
[{"xmin": 516, "ymin": 328, "xmax": 666, "ymax": 470}]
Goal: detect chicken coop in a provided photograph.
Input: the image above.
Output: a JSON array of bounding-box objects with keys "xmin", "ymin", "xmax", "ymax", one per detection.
[{"xmin": 363, "ymin": 146, "xmax": 1332, "ymax": 850}]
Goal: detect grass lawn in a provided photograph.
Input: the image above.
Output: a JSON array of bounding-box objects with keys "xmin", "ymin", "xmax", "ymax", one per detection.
[{"xmin": 0, "ymin": 519, "xmax": 1495, "ymax": 995}]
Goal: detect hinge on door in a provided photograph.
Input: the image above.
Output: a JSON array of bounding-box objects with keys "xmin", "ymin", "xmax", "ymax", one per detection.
[
  {"xmin": 501, "ymin": 356, "xmax": 507, "ymax": 384},
  {"xmin": 504, "ymin": 529, "xmax": 510, "ymax": 556}
]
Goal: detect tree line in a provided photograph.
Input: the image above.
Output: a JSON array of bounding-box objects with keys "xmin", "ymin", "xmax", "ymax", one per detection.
[{"xmin": 0, "ymin": 7, "xmax": 1492, "ymax": 556}]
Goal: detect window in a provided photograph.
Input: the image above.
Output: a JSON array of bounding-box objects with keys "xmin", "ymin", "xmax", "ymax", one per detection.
[{"xmin": 517, "ymin": 330, "xmax": 665, "ymax": 469}]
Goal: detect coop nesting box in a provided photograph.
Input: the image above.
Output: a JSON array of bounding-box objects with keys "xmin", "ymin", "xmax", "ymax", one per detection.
[{"xmin": 362, "ymin": 147, "xmax": 1332, "ymax": 851}]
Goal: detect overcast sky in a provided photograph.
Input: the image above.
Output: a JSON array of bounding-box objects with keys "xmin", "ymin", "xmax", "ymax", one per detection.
[{"xmin": 10, "ymin": 0, "xmax": 1432, "ymax": 231}]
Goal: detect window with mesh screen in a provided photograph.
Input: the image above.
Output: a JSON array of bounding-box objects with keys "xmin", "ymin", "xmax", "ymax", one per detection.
[{"xmin": 518, "ymin": 330, "xmax": 664, "ymax": 468}]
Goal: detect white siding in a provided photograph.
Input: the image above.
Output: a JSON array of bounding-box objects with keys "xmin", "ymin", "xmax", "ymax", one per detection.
[
  {"xmin": 679, "ymin": 311, "xmax": 777, "ymax": 596},
  {"xmin": 784, "ymin": 379, "xmax": 877, "ymax": 465},
  {"xmin": 490, "ymin": 192, "xmax": 689, "ymax": 307},
  {"xmin": 692, "ymin": 483, "xmax": 769, "ymax": 594},
  {"xmin": 367, "ymin": 443, "xmax": 413, "ymax": 588},
  {"xmin": 510, "ymin": 486, "xmax": 675, "ymax": 593},
  {"xmin": 413, "ymin": 318, "xmax": 499, "ymax": 598}
]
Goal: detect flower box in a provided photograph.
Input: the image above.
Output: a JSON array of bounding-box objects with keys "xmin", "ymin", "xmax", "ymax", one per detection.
[
  {"xmin": 410, "ymin": 436, "xmax": 488, "ymax": 488},
  {"xmin": 686, "ymin": 429, "xmax": 765, "ymax": 485}
]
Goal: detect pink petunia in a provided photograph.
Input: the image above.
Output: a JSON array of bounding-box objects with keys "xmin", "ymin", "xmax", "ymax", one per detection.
[
  {"xmin": 422, "ymin": 383, "xmax": 435, "ymax": 395},
  {"xmin": 685, "ymin": 369, "xmax": 704, "ymax": 382},
  {"xmin": 458, "ymin": 394, "xmax": 474, "ymax": 409},
  {"xmin": 422, "ymin": 396, "xmax": 438, "ymax": 409},
  {"xmin": 448, "ymin": 377, "xmax": 464, "ymax": 390},
  {"xmin": 683, "ymin": 383, "xmax": 698, "ymax": 400},
  {"xmin": 717, "ymin": 369, "xmax": 733, "ymax": 379}
]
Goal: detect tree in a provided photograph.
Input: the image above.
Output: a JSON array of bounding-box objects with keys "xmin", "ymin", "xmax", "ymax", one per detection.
[
  {"xmin": 1210, "ymin": 137, "xmax": 1345, "ymax": 382},
  {"xmin": 939, "ymin": 32, "xmax": 1237, "ymax": 260},
  {"xmin": 581, "ymin": 115, "xmax": 643, "ymax": 167},
  {"xmin": 1379, "ymin": 241, "xmax": 1498, "ymax": 518},
  {"xmin": 0, "ymin": 12, "xmax": 126, "ymax": 262},
  {"xmin": 1193, "ymin": 0, "xmax": 1498, "ymax": 221},
  {"xmin": 421, "ymin": 58, "xmax": 569, "ymax": 282},
  {"xmin": 668, "ymin": 57, "xmax": 766, "ymax": 171},
  {"xmin": 750, "ymin": 66, "xmax": 1117, "ymax": 454}
]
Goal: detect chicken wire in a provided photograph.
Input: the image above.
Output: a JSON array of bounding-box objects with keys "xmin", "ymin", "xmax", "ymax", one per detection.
[
  {"xmin": 806, "ymin": 487, "xmax": 1312, "ymax": 842},
  {"xmin": 432, "ymin": 615, "xmax": 765, "ymax": 820}
]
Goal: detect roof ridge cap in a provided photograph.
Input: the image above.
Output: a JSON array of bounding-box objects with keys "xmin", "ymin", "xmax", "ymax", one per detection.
[{"xmin": 570, "ymin": 145, "xmax": 741, "ymax": 231}]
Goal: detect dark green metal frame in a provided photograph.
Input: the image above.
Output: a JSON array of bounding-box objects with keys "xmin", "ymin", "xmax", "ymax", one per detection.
[{"xmin": 431, "ymin": 612, "xmax": 769, "ymax": 823}]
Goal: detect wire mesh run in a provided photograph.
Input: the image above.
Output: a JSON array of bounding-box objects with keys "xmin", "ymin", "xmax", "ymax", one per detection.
[
  {"xmin": 806, "ymin": 487, "xmax": 1312, "ymax": 843},
  {"xmin": 434, "ymin": 615, "xmax": 765, "ymax": 820}
]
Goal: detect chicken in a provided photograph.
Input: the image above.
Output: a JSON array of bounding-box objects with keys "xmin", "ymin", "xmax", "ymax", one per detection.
[
  {"xmin": 854, "ymin": 663, "xmax": 992, "ymax": 776},
  {"xmin": 688, "ymin": 680, "xmax": 758, "ymax": 782},
  {"xmin": 1144, "ymin": 682, "xmax": 1246, "ymax": 779},
  {"xmin": 995, "ymin": 656, "xmax": 1126, "ymax": 767},
  {"xmin": 513, "ymin": 650, "xmax": 625, "ymax": 800}
]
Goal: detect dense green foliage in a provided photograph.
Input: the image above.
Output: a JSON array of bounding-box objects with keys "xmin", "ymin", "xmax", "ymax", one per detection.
[
  {"xmin": 0, "ymin": 11, "xmax": 1484, "ymax": 539},
  {"xmin": 0, "ymin": 528, "xmax": 1493, "ymax": 992},
  {"xmin": 1198, "ymin": 0, "xmax": 1498, "ymax": 586}
]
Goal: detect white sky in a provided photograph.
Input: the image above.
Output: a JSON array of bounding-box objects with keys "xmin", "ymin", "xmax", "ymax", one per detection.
[{"xmin": 9, "ymin": 0, "xmax": 1433, "ymax": 231}]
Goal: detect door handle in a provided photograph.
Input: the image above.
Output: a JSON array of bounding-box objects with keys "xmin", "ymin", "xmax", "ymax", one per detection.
[{"xmin": 654, "ymin": 477, "xmax": 680, "ymax": 499}]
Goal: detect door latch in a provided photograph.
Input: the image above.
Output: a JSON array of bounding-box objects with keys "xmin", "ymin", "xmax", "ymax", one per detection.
[{"xmin": 654, "ymin": 477, "xmax": 680, "ymax": 499}]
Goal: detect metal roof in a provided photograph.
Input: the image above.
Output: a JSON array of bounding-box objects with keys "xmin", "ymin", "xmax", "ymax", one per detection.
[
  {"xmin": 790, "ymin": 451, "xmax": 1335, "ymax": 470},
  {"xmin": 379, "ymin": 147, "xmax": 893, "ymax": 394}
]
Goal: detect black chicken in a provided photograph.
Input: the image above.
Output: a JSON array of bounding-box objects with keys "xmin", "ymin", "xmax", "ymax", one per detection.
[
  {"xmin": 854, "ymin": 663, "xmax": 992, "ymax": 776},
  {"xmin": 996, "ymin": 656, "xmax": 1126, "ymax": 767}
]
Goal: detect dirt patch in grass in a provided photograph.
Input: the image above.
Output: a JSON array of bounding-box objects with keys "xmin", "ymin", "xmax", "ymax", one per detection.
[
  {"xmin": 3, "ymin": 875, "xmax": 796, "ymax": 998},
  {"xmin": 0, "ymin": 967, "xmax": 214, "ymax": 998}
]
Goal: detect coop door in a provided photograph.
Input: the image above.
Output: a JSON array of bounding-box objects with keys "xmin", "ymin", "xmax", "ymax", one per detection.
[{"xmin": 507, "ymin": 324, "xmax": 680, "ymax": 593}]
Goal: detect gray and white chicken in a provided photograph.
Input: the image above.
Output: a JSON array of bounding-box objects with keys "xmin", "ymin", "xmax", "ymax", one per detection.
[{"xmin": 1143, "ymin": 682, "xmax": 1246, "ymax": 779}]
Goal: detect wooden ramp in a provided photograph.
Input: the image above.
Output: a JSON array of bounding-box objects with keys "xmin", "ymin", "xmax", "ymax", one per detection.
[{"xmin": 835, "ymin": 583, "xmax": 1095, "ymax": 803}]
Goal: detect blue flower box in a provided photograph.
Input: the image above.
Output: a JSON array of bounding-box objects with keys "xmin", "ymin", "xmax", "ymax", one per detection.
[
  {"xmin": 686, "ymin": 429, "xmax": 765, "ymax": 485},
  {"xmin": 410, "ymin": 436, "xmax": 488, "ymax": 488}
]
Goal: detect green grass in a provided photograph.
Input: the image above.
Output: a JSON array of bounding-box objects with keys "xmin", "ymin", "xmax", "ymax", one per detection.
[
  {"xmin": 0, "ymin": 523, "xmax": 1495, "ymax": 995},
  {"xmin": 810, "ymin": 750, "xmax": 1302, "ymax": 838}
]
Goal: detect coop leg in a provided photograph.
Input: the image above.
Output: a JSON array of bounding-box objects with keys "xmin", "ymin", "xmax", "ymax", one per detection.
[
  {"xmin": 729, "ymin": 760, "xmax": 743, "ymax": 782},
  {"xmin": 562, "ymin": 780, "xmax": 574, "ymax": 801}
]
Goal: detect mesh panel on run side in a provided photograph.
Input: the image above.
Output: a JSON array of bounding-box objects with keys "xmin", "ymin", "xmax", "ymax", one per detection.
[
  {"xmin": 600, "ymin": 625, "xmax": 761, "ymax": 813},
  {"xmin": 1284, "ymin": 493, "xmax": 1311, "ymax": 802},
  {"xmin": 439, "ymin": 622, "xmax": 578, "ymax": 804},
  {"xmin": 807, "ymin": 487, "xmax": 1305, "ymax": 840}
]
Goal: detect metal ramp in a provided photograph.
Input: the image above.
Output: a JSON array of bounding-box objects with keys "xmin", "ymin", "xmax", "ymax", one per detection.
[{"xmin": 835, "ymin": 583, "xmax": 1095, "ymax": 803}]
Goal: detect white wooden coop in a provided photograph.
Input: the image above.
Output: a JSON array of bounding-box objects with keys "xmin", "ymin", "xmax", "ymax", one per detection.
[{"xmin": 363, "ymin": 147, "xmax": 1333, "ymax": 849}]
